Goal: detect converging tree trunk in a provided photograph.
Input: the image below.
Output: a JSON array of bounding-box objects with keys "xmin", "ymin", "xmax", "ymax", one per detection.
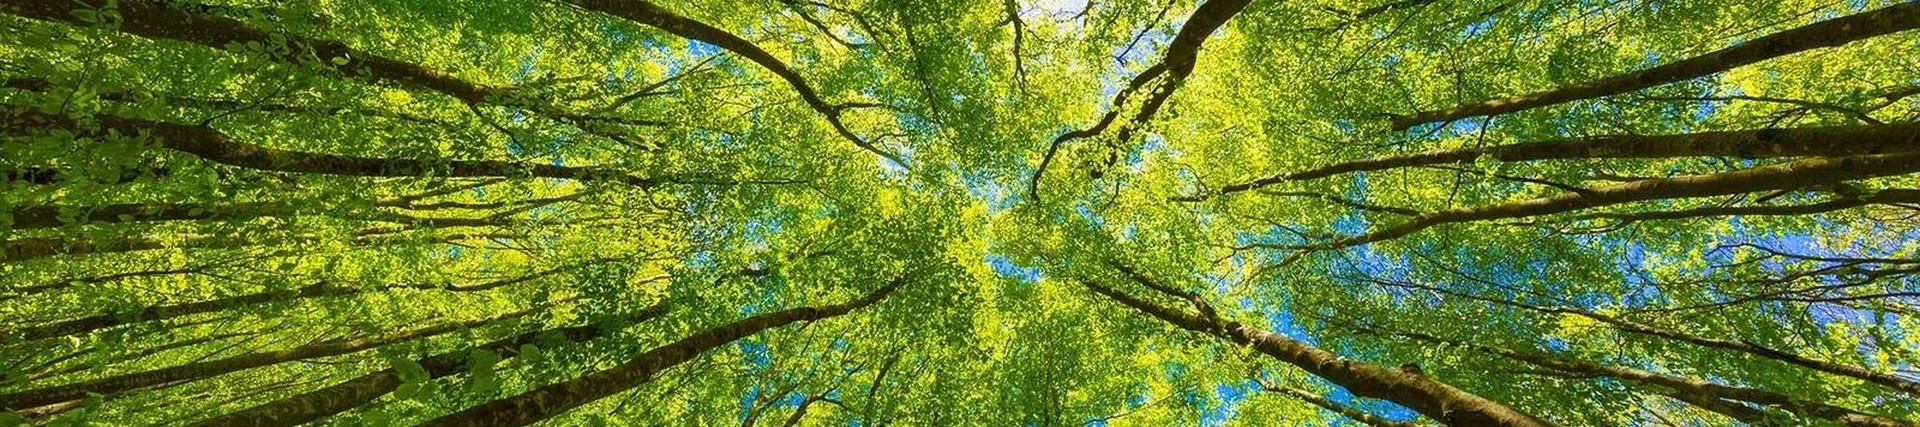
[
  {"xmin": 0, "ymin": 302, "xmax": 556, "ymax": 412},
  {"xmin": 1084, "ymin": 263, "xmax": 1558, "ymax": 427},
  {"xmin": 1388, "ymin": 2, "xmax": 1920, "ymax": 129},
  {"xmin": 416, "ymin": 279, "xmax": 903, "ymax": 427},
  {"xmin": 183, "ymin": 305, "xmax": 665, "ymax": 427},
  {"xmin": 1201, "ymin": 121, "xmax": 1920, "ymax": 197}
]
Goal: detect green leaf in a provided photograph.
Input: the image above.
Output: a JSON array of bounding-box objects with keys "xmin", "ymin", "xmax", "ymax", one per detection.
[
  {"xmin": 466, "ymin": 349, "xmax": 501, "ymax": 393},
  {"xmin": 393, "ymin": 382, "xmax": 421, "ymax": 399},
  {"xmin": 389, "ymin": 356, "xmax": 429, "ymax": 384}
]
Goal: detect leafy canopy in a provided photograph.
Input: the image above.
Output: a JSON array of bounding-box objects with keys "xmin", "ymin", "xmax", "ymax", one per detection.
[{"xmin": 2, "ymin": 0, "xmax": 1919, "ymax": 426}]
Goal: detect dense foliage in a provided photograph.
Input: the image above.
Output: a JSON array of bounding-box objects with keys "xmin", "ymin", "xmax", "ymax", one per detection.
[{"xmin": 3, "ymin": 0, "xmax": 1919, "ymax": 425}]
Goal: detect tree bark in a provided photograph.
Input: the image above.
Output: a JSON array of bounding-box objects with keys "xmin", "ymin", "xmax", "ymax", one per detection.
[
  {"xmin": 0, "ymin": 230, "xmax": 514, "ymax": 264},
  {"xmin": 1, "ymin": 105, "xmax": 660, "ymax": 186},
  {"xmin": 1083, "ymin": 274, "xmax": 1556, "ymax": 427},
  {"xmin": 1382, "ymin": 279, "xmax": 1920, "ymax": 399},
  {"xmin": 1298, "ymin": 152, "xmax": 1920, "ymax": 250},
  {"xmin": 0, "ymin": 165, "xmax": 165, "ymax": 185},
  {"xmin": 183, "ymin": 305, "xmax": 664, "ymax": 427},
  {"xmin": 6, "ymin": 261, "xmax": 591, "ymax": 342},
  {"xmin": 8, "ymin": 202, "xmax": 294, "ymax": 230},
  {"xmin": 6, "ymin": 199, "xmax": 562, "ymax": 231},
  {"xmin": 560, "ymin": 0, "xmax": 902, "ymax": 164},
  {"xmin": 1257, "ymin": 381, "xmax": 1419, "ymax": 427},
  {"xmin": 1030, "ymin": 0, "xmax": 1251, "ymax": 199},
  {"xmin": 4, "ymin": 282, "xmax": 356, "ymax": 342},
  {"xmin": 0, "ymin": 302, "xmax": 555, "ymax": 411},
  {"xmin": 1575, "ymin": 189, "xmax": 1920, "ymax": 222},
  {"xmin": 1389, "ymin": 2, "xmax": 1920, "ymax": 129},
  {"xmin": 415, "ymin": 278, "xmax": 903, "ymax": 427},
  {"xmin": 1386, "ymin": 329, "xmax": 1912, "ymax": 427},
  {"xmin": 1204, "ymin": 121, "xmax": 1920, "ymax": 197},
  {"xmin": 0, "ymin": 0, "xmax": 500, "ymax": 103}
]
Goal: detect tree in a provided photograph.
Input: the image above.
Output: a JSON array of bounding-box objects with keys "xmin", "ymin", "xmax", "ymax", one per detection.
[{"xmin": 3, "ymin": 0, "xmax": 1918, "ymax": 425}]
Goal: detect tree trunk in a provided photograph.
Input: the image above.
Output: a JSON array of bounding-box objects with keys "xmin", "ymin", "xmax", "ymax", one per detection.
[
  {"xmin": 184, "ymin": 305, "xmax": 664, "ymax": 427},
  {"xmin": 1206, "ymin": 121, "xmax": 1920, "ymax": 197},
  {"xmin": 415, "ymin": 279, "xmax": 903, "ymax": 427},
  {"xmin": 1030, "ymin": 0, "xmax": 1250, "ymax": 198},
  {"xmin": 558, "ymin": 0, "xmax": 900, "ymax": 163},
  {"xmin": 1259, "ymin": 382, "xmax": 1419, "ymax": 427},
  {"xmin": 1083, "ymin": 278, "xmax": 1557, "ymax": 427},
  {"xmin": 0, "ymin": 302, "xmax": 555, "ymax": 411},
  {"xmin": 1388, "ymin": 329, "xmax": 1912, "ymax": 427},
  {"xmin": 5, "ymin": 283, "xmax": 355, "ymax": 342},
  {"xmin": 0, "ymin": 0, "xmax": 500, "ymax": 103},
  {"xmin": 1, "ymin": 106, "xmax": 656, "ymax": 186},
  {"xmin": 1307, "ymin": 151, "xmax": 1920, "ymax": 250},
  {"xmin": 1390, "ymin": 2, "xmax": 1920, "ymax": 129}
]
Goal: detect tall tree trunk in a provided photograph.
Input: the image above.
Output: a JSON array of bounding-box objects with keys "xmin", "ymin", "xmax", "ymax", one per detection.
[
  {"xmin": 6, "ymin": 261, "xmax": 573, "ymax": 342},
  {"xmin": 1, "ymin": 165, "xmax": 165, "ymax": 185},
  {"xmin": 5, "ymin": 282, "xmax": 353, "ymax": 342},
  {"xmin": 558, "ymin": 0, "xmax": 901, "ymax": 164},
  {"xmin": 416, "ymin": 279, "xmax": 904, "ymax": 427},
  {"xmin": 7, "ymin": 201, "xmax": 545, "ymax": 231},
  {"xmin": 1202, "ymin": 121, "xmax": 1920, "ymax": 196},
  {"xmin": 1255, "ymin": 380, "xmax": 1419, "ymax": 427},
  {"xmin": 1384, "ymin": 329, "xmax": 1912, "ymax": 427},
  {"xmin": 0, "ymin": 302, "xmax": 556, "ymax": 411},
  {"xmin": 0, "ymin": 230, "xmax": 516, "ymax": 264},
  {"xmin": 1386, "ymin": 278, "xmax": 1920, "ymax": 398},
  {"xmin": 1, "ymin": 106, "xmax": 659, "ymax": 186},
  {"xmin": 1030, "ymin": 0, "xmax": 1251, "ymax": 199},
  {"xmin": 183, "ymin": 305, "xmax": 665, "ymax": 427},
  {"xmin": 1389, "ymin": 2, "xmax": 1920, "ymax": 129},
  {"xmin": 17, "ymin": 332, "xmax": 251, "ymax": 385},
  {"xmin": 1574, "ymin": 189, "xmax": 1920, "ymax": 222},
  {"xmin": 1084, "ymin": 268, "xmax": 1557, "ymax": 427},
  {"xmin": 1299, "ymin": 151, "xmax": 1920, "ymax": 250},
  {"xmin": 0, "ymin": 0, "xmax": 499, "ymax": 102}
]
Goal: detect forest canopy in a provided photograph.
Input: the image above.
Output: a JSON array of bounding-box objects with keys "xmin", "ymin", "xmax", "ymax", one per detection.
[{"xmin": 3, "ymin": 0, "xmax": 1920, "ymax": 425}]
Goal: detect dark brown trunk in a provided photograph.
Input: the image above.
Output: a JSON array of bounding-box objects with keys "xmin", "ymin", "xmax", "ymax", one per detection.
[
  {"xmin": 0, "ymin": 0, "xmax": 501, "ymax": 103},
  {"xmin": 0, "ymin": 165, "xmax": 164, "ymax": 185},
  {"xmin": 1, "ymin": 230, "xmax": 515, "ymax": 264},
  {"xmin": 416, "ymin": 279, "xmax": 903, "ymax": 427},
  {"xmin": 184, "ymin": 306, "xmax": 663, "ymax": 427},
  {"xmin": 0, "ymin": 302, "xmax": 554, "ymax": 411},
  {"xmin": 6, "ymin": 265, "xmax": 211, "ymax": 300},
  {"xmin": 1259, "ymin": 383, "xmax": 1418, "ymax": 427},
  {"xmin": 8, "ymin": 202, "xmax": 292, "ymax": 230},
  {"xmin": 1388, "ymin": 280, "xmax": 1920, "ymax": 401},
  {"xmin": 1576, "ymin": 189, "xmax": 1920, "ymax": 222},
  {"xmin": 1083, "ymin": 275, "xmax": 1556, "ymax": 427},
  {"xmin": 1303, "ymin": 152, "xmax": 1920, "ymax": 250},
  {"xmin": 1390, "ymin": 2, "xmax": 1920, "ymax": 129},
  {"xmin": 560, "ymin": 0, "xmax": 901, "ymax": 164},
  {"xmin": 4, "ymin": 282, "xmax": 356, "ymax": 342},
  {"xmin": 1388, "ymin": 330, "xmax": 1912, "ymax": 427},
  {"xmin": 1205, "ymin": 121, "xmax": 1920, "ymax": 197},
  {"xmin": 2, "ymin": 106, "xmax": 658, "ymax": 186},
  {"xmin": 1030, "ymin": 0, "xmax": 1250, "ymax": 199}
]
